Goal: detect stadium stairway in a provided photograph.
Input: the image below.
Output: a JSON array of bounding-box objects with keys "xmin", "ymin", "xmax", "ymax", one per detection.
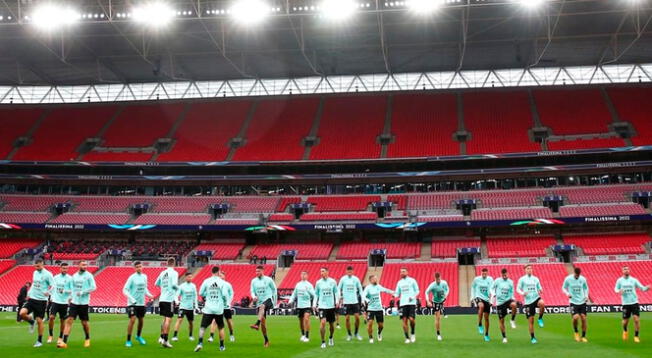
[
  {"xmin": 327, "ymin": 244, "xmax": 339, "ymax": 261},
  {"xmin": 237, "ymin": 245, "xmax": 255, "ymax": 262},
  {"xmin": 301, "ymin": 97, "xmax": 324, "ymax": 160},
  {"xmin": 274, "ymin": 267, "xmax": 290, "ymax": 288},
  {"xmin": 418, "ymin": 242, "xmax": 430, "ymax": 261},
  {"xmin": 480, "ymin": 238, "xmax": 488, "ymax": 259},
  {"xmin": 458, "ymin": 265, "xmax": 474, "ymax": 307}
]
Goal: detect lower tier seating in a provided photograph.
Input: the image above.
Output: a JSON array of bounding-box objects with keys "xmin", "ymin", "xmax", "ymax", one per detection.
[
  {"xmin": 381, "ymin": 262, "xmax": 459, "ymax": 307},
  {"xmin": 192, "ymin": 243, "xmax": 245, "ymax": 260},
  {"xmin": 278, "ymin": 261, "xmax": 368, "ymax": 290},
  {"xmin": 486, "ymin": 236, "xmax": 556, "ymax": 258},
  {"xmin": 336, "ymin": 242, "xmax": 421, "ymax": 260},
  {"xmin": 563, "ymin": 233, "xmax": 651, "ymax": 255},
  {"xmin": 573, "ymin": 261, "xmax": 652, "ymax": 305},
  {"xmin": 431, "ymin": 239, "xmax": 481, "ymax": 258},
  {"xmin": 0, "ymin": 260, "xmax": 16, "ymax": 275},
  {"xmin": 0, "ymin": 239, "xmax": 42, "ymax": 258},
  {"xmin": 248, "ymin": 243, "xmax": 333, "ymax": 260}
]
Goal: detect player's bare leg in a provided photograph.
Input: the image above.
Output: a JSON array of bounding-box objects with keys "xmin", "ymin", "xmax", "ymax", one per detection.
[
  {"xmin": 633, "ymin": 315, "xmax": 641, "ymax": 343},
  {"xmin": 260, "ymin": 316, "xmax": 270, "ymax": 347},
  {"xmin": 477, "ymin": 302, "xmax": 485, "ymax": 334},
  {"xmin": 354, "ymin": 313, "xmax": 361, "ymax": 339},
  {"xmin": 435, "ymin": 311, "xmax": 442, "ymax": 340}
]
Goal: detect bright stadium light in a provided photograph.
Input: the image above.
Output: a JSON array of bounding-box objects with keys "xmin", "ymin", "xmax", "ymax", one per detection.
[
  {"xmin": 319, "ymin": 0, "xmax": 358, "ymax": 21},
  {"xmin": 30, "ymin": 4, "xmax": 80, "ymax": 31},
  {"xmin": 230, "ymin": 0, "xmax": 271, "ymax": 25},
  {"xmin": 132, "ymin": 2, "xmax": 176, "ymax": 28},
  {"xmin": 406, "ymin": 0, "xmax": 444, "ymax": 14},
  {"xmin": 515, "ymin": 0, "xmax": 547, "ymax": 9}
]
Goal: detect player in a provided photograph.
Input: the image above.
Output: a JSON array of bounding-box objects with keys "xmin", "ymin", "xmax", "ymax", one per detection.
[
  {"xmin": 615, "ymin": 265, "xmax": 650, "ymax": 343},
  {"xmin": 424, "ymin": 272, "xmax": 449, "ymax": 342},
  {"xmin": 471, "ymin": 268, "xmax": 493, "ymax": 342},
  {"xmin": 362, "ymin": 274, "xmax": 393, "ymax": 344},
  {"xmin": 172, "ymin": 272, "xmax": 198, "ymax": 342},
  {"xmin": 338, "ymin": 265, "xmax": 364, "ymax": 341},
  {"xmin": 394, "ymin": 267, "xmax": 419, "ymax": 344},
  {"xmin": 194, "ymin": 266, "xmax": 229, "ymax": 352},
  {"xmin": 19, "ymin": 259, "xmax": 54, "ymax": 348},
  {"xmin": 314, "ymin": 267, "xmax": 339, "ymax": 348},
  {"xmin": 123, "ymin": 261, "xmax": 154, "ymax": 348},
  {"xmin": 58, "ymin": 261, "xmax": 96, "ymax": 349},
  {"xmin": 249, "ymin": 265, "xmax": 277, "ymax": 347},
  {"xmin": 210, "ymin": 271, "xmax": 235, "ymax": 343},
  {"xmin": 517, "ymin": 264, "xmax": 545, "ymax": 344},
  {"xmin": 562, "ymin": 267, "xmax": 589, "ymax": 342},
  {"xmin": 47, "ymin": 263, "xmax": 72, "ymax": 345},
  {"xmin": 155, "ymin": 257, "xmax": 179, "ymax": 348},
  {"xmin": 289, "ymin": 271, "xmax": 315, "ymax": 342},
  {"xmin": 492, "ymin": 268, "xmax": 517, "ymax": 343}
]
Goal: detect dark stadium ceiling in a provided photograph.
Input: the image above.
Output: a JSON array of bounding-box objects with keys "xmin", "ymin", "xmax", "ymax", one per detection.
[{"xmin": 0, "ymin": 0, "xmax": 651, "ymax": 86}]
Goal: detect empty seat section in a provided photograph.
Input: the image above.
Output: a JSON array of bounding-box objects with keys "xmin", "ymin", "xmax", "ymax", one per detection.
[
  {"xmin": 307, "ymin": 195, "xmax": 380, "ymax": 212},
  {"xmin": 0, "ymin": 239, "xmax": 42, "ymax": 258},
  {"xmin": 157, "ymin": 100, "xmax": 252, "ymax": 161},
  {"xmin": 547, "ymin": 137, "xmax": 625, "ymax": 150},
  {"xmin": 417, "ymin": 215, "xmax": 465, "ymax": 222},
  {"xmin": 387, "ymin": 195, "xmax": 407, "ymax": 210},
  {"xmin": 534, "ymin": 89, "xmax": 613, "ymax": 135},
  {"xmin": 279, "ymin": 262, "xmax": 367, "ymax": 290},
  {"xmin": 92, "ymin": 266, "xmax": 185, "ymax": 306},
  {"xmin": 388, "ymin": 93, "xmax": 459, "ymax": 157},
  {"xmin": 574, "ymin": 261, "xmax": 652, "ymax": 304},
  {"xmin": 249, "ymin": 243, "xmax": 333, "ymax": 260},
  {"xmin": 486, "ymin": 236, "xmax": 555, "ymax": 258},
  {"xmin": 0, "ymin": 260, "xmax": 16, "ymax": 275},
  {"xmin": 0, "ymin": 108, "xmax": 43, "ymax": 159},
  {"xmin": 222, "ymin": 197, "xmax": 279, "ymax": 213},
  {"xmin": 49, "ymin": 213, "xmax": 130, "ymax": 225},
  {"xmin": 0, "ymin": 265, "xmax": 98, "ymax": 305},
  {"xmin": 477, "ymin": 264, "xmax": 568, "ymax": 306},
  {"xmin": 0, "ymin": 212, "xmax": 51, "ymax": 223},
  {"xmin": 192, "ymin": 264, "xmax": 274, "ymax": 304},
  {"xmin": 268, "ymin": 213, "xmax": 295, "ymax": 222},
  {"xmin": 192, "ymin": 243, "xmax": 245, "ymax": 260},
  {"xmin": 337, "ymin": 242, "xmax": 420, "ymax": 260},
  {"xmin": 607, "ymin": 87, "xmax": 652, "ymax": 146},
  {"xmin": 310, "ymin": 95, "xmax": 385, "ymax": 160},
  {"xmin": 553, "ymin": 185, "xmax": 632, "ymax": 204},
  {"xmin": 70, "ymin": 196, "xmax": 147, "ymax": 212},
  {"xmin": 464, "ymin": 91, "xmax": 540, "ymax": 154},
  {"xmin": 300, "ymin": 212, "xmax": 377, "ymax": 221},
  {"xmin": 471, "ymin": 207, "xmax": 553, "ymax": 220},
  {"xmin": 132, "ymin": 214, "xmax": 211, "ymax": 225},
  {"xmin": 381, "ymin": 263, "xmax": 459, "ymax": 306},
  {"xmin": 233, "ymin": 98, "xmax": 319, "ymax": 161},
  {"xmin": 0, "ymin": 195, "xmax": 64, "ymax": 211},
  {"xmin": 559, "ymin": 203, "xmax": 647, "ymax": 217},
  {"xmin": 13, "ymin": 106, "xmax": 115, "ymax": 161},
  {"xmin": 276, "ymin": 197, "xmax": 301, "ymax": 212},
  {"xmin": 564, "ymin": 233, "xmax": 650, "ymax": 255},
  {"xmin": 431, "ymin": 239, "xmax": 480, "ymax": 258}
]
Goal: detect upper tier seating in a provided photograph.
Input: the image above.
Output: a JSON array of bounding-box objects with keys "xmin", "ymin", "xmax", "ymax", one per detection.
[
  {"xmin": 248, "ymin": 243, "xmax": 333, "ymax": 260},
  {"xmin": 559, "ymin": 203, "xmax": 647, "ymax": 217},
  {"xmin": 336, "ymin": 242, "xmax": 421, "ymax": 260},
  {"xmin": 573, "ymin": 261, "xmax": 652, "ymax": 304},
  {"xmin": 309, "ymin": 95, "xmax": 385, "ymax": 160},
  {"xmin": 381, "ymin": 262, "xmax": 459, "ymax": 307},
  {"xmin": 306, "ymin": 195, "xmax": 380, "ymax": 212},
  {"xmin": 278, "ymin": 261, "xmax": 368, "ymax": 290},
  {"xmin": 157, "ymin": 100, "xmax": 252, "ymax": 161},
  {"xmin": 92, "ymin": 266, "xmax": 185, "ymax": 306},
  {"xmin": 0, "ymin": 265, "xmax": 98, "ymax": 305},
  {"xmin": 192, "ymin": 243, "xmax": 245, "ymax": 260},
  {"xmin": 47, "ymin": 239, "xmax": 194, "ymax": 261},
  {"xmin": 486, "ymin": 236, "xmax": 556, "ymax": 258},
  {"xmin": 232, "ymin": 98, "xmax": 320, "ymax": 161},
  {"xmin": 0, "ymin": 212, "xmax": 51, "ymax": 224},
  {"xmin": 0, "ymin": 239, "xmax": 42, "ymax": 258},
  {"xmin": 607, "ymin": 87, "xmax": 652, "ymax": 146},
  {"xmin": 534, "ymin": 89, "xmax": 614, "ymax": 135},
  {"xmin": 13, "ymin": 106, "xmax": 115, "ymax": 161},
  {"xmin": 431, "ymin": 239, "xmax": 481, "ymax": 258},
  {"xmin": 299, "ymin": 212, "xmax": 377, "ymax": 221},
  {"xmin": 275, "ymin": 197, "xmax": 301, "ymax": 212},
  {"xmin": 547, "ymin": 137, "xmax": 625, "ymax": 150},
  {"xmin": 132, "ymin": 214, "xmax": 212, "ymax": 225},
  {"xmin": 464, "ymin": 91, "xmax": 541, "ymax": 154},
  {"xmin": 192, "ymin": 264, "xmax": 274, "ymax": 304},
  {"xmin": 267, "ymin": 213, "xmax": 295, "ymax": 222},
  {"xmin": 49, "ymin": 213, "xmax": 131, "ymax": 225},
  {"xmin": 387, "ymin": 93, "xmax": 459, "ymax": 157},
  {"xmin": 0, "ymin": 108, "xmax": 43, "ymax": 160},
  {"xmin": 563, "ymin": 233, "xmax": 651, "ymax": 255},
  {"xmin": 471, "ymin": 207, "xmax": 553, "ymax": 220},
  {"xmin": 477, "ymin": 264, "xmax": 568, "ymax": 306}
]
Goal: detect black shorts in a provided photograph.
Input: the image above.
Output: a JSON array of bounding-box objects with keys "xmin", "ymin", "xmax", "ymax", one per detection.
[
  {"xmin": 475, "ymin": 298, "xmax": 491, "ymax": 313},
  {"xmin": 570, "ymin": 303, "xmax": 587, "ymax": 316},
  {"xmin": 319, "ymin": 309, "xmax": 336, "ymax": 323},
  {"xmin": 223, "ymin": 308, "xmax": 233, "ymax": 320},
  {"xmin": 127, "ymin": 305, "xmax": 146, "ymax": 318},
  {"xmin": 432, "ymin": 302, "xmax": 445, "ymax": 313},
  {"xmin": 159, "ymin": 302, "xmax": 174, "ymax": 318},
  {"xmin": 201, "ymin": 314, "xmax": 224, "ymax": 329},
  {"xmin": 23, "ymin": 299, "xmax": 47, "ymax": 319},
  {"xmin": 177, "ymin": 309, "xmax": 194, "ymax": 321},
  {"xmin": 345, "ymin": 304, "xmax": 361, "ymax": 315},
  {"xmin": 297, "ymin": 308, "xmax": 312, "ymax": 318},
  {"xmin": 367, "ymin": 311, "xmax": 384, "ymax": 323},
  {"xmin": 526, "ymin": 298, "xmax": 541, "ymax": 318},
  {"xmin": 623, "ymin": 304, "xmax": 640, "ymax": 319},
  {"xmin": 49, "ymin": 302, "xmax": 68, "ymax": 319},
  {"xmin": 497, "ymin": 300, "xmax": 515, "ymax": 319},
  {"xmin": 257, "ymin": 298, "xmax": 273, "ymax": 317},
  {"xmin": 400, "ymin": 305, "xmax": 416, "ymax": 319},
  {"xmin": 67, "ymin": 304, "xmax": 89, "ymax": 321}
]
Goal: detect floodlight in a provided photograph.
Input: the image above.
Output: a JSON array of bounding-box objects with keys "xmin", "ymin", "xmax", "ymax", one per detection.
[
  {"xmin": 132, "ymin": 2, "xmax": 176, "ymax": 28},
  {"xmin": 406, "ymin": 0, "xmax": 444, "ymax": 14},
  {"xmin": 516, "ymin": 0, "xmax": 546, "ymax": 8},
  {"xmin": 30, "ymin": 4, "xmax": 80, "ymax": 31},
  {"xmin": 230, "ymin": 0, "xmax": 271, "ymax": 25},
  {"xmin": 319, "ymin": 0, "xmax": 358, "ymax": 21}
]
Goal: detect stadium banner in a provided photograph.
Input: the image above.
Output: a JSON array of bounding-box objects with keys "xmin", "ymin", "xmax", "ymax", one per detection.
[{"xmin": 1, "ymin": 145, "xmax": 650, "ymax": 167}]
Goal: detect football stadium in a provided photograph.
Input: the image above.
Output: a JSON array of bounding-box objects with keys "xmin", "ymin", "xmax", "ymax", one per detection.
[{"xmin": 0, "ymin": 0, "xmax": 651, "ymax": 357}]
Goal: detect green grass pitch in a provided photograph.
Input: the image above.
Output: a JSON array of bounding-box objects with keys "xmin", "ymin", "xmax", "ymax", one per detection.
[{"xmin": 0, "ymin": 313, "xmax": 649, "ymax": 357}]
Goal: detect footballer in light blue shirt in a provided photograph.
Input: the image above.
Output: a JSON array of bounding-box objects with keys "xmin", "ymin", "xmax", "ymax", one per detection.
[
  {"xmin": 615, "ymin": 265, "xmax": 650, "ymax": 342},
  {"xmin": 394, "ymin": 267, "xmax": 419, "ymax": 344},
  {"xmin": 154, "ymin": 258, "xmax": 179, "ymax": 347},
  {"xmin": 19, "ymin": 259, "xmax": 53, "ymax": 348},
  {"xmin": 123, "ymin": 261, "xmax": 153, "ymax": 348},
  {"xmin": 48, "ymin": 263, "xmax": 72, "ymax": 344},
  {"xmin": 314, "ymin": 267, "xmax": 339, "ymax": 348},
  {"xmin": 172, "ymin": 272, "xmax": 198, "ymax": 342},
  {"xmin": 362, "ymin": 274, "xmax": 394, "ymax": 343},
  {"xmin": 249, "ymin": 265, "xmax": 276, "ymax": 347},
  {"xmin": 338, "ymin": 266, "xmax": 363, "ymax": 341},
  {"xmin": 517, "ymin": 265, "xmax": 546, "ymax": 344},
  {"xmin": 61, "ymin": 261, "xmax": 96, "ymax": 348},
  {"xmin": 424, "ymin": 272, "xmax": 449, "ymax": 341},
  {"xmin": 471, "ymin": 268, "xmax": 493, "ymax": 340},
  {"xmin": 562, "ymin": 267, "xmax": 589, "ymax": 342},
  {"xmin": 290, "ymin": 271, "xmax": 315, "ymax": 342}
]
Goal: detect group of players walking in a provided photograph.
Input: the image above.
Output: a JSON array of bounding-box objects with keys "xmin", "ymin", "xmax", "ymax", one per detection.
[{"xmin": 17, "ymin": 259, "xmax": 650, "ymax": 351}]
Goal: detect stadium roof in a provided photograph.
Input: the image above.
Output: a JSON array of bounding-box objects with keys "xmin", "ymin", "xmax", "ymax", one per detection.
[{"xmin": 0, "ymin": 0, "xmax": 651, "ymax": 86}]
